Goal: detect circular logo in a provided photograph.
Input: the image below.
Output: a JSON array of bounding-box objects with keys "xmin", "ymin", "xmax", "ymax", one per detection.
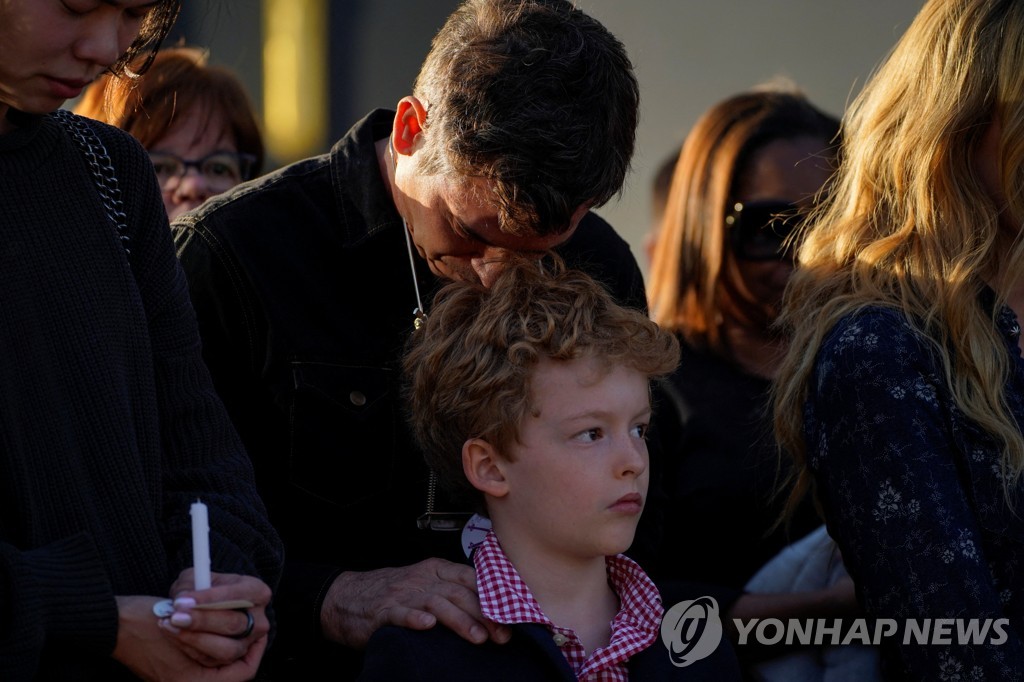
[
  {"xmin": 661, "ymin": 596, "xmax": 723, "ymax": 667},
  {"xmin": 461, "ymin": 513, "xmax": 491, "ymax": 558}
]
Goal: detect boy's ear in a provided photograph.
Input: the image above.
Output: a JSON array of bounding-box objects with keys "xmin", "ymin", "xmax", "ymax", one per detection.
[
  {"xmin": 463, "ymin": 438, "xmax": 509, "ymax": 498},
  {"xmin": 392, "ymin": 96, "xmax": 428, "ymax": 156}
]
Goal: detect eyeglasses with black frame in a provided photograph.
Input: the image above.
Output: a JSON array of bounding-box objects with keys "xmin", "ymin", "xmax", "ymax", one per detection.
[
  {"xmin": 148, "ymin": 151, "xmax": 256, "ymax": 193},
  {"xmin": 725, "ymin": 199, "xmax": 806, "ymax": 261}
]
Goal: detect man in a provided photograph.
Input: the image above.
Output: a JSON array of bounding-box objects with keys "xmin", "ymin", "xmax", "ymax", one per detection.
[{"xmin": 172, "ymin": 0, "xmax": 645, "ymax": 677}]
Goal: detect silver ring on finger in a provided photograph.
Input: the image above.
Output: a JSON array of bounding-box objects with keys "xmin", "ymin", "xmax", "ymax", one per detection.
[{"xmin": 232, "ymin": 609, "xmax": 255, "ymax": 639}]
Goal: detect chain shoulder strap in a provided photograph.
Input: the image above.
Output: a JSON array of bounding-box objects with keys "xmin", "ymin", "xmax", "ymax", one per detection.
[{"xmin": 51, "ymin": 108, "xmax": 131, "ymax": 260}]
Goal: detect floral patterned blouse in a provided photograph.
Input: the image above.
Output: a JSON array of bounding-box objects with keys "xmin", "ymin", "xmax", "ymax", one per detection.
[{"xmin": 803, "ymin": 299, "xmax": 1024, "ymax": 680}]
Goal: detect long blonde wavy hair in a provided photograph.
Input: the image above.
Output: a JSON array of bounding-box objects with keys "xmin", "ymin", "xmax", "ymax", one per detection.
[{"xmin": 774, "ymin": 0, "xmax": 1024, "ymax": 510}]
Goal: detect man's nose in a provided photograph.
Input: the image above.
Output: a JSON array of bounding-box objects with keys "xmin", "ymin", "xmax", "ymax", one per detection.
[{"xmin": 471, "ymin": 253, "xmax": 507, "ymax": 288}]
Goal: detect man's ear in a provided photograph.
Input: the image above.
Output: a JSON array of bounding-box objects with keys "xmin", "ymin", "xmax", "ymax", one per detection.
[
  {"xmin": 392, "ymin": 96, "xmax": 428, "ymax": 156},
  {"xmin": 463, "ymin": 438, "xmax": 509, "ymax": 498}
]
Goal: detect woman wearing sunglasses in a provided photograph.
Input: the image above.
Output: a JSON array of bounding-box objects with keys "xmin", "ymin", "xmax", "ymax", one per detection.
[
  {"xmin": 76, "ymin": 45, "xmax": 263, "ymax": 221},
  {"xmin": 647, "ymin": 84, "xmax": 856, "ymax": 673}
]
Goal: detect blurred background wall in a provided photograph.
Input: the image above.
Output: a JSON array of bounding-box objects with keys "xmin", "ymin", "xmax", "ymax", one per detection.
[{"xmin": 173, "ymin": 0, "xmax": 924, "ymax": 280}]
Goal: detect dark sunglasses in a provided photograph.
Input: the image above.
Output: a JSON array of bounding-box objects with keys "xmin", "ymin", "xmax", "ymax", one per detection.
[{"xmin": 725, "ymin": 200, "xmax": 806, "ymax": 261}]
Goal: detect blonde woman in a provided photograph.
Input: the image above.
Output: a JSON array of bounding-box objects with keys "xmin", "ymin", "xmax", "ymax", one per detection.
[{"xmin": 774, "ymin": 0, "xmax": 1024, "ymax": 678}]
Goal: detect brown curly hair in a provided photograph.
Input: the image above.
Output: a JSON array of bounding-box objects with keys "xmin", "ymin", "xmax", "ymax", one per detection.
[{"xmin": 403, "ymin": 257, "xmax": 679, "ymax": 510}]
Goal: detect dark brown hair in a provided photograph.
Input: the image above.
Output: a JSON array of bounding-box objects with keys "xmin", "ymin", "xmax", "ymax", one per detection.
[
  {"xmin": 110, "ymin": 0, "xmax": 182, "ymax": 77},
  {"xmin": 648, "ymin": 84, "xmax": 840, "ymax": 352},
  {"xmin": 412, "ymin": 0, "xmax": 639, "ymax": 237}
]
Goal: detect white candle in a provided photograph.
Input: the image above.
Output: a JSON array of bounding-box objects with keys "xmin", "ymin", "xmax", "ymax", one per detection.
[{"xmin": 190, "ymin": 500, "xmax": 212, "ymax": 590}]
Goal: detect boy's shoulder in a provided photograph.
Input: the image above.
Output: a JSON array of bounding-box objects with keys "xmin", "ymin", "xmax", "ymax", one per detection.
[
  {"xmin": 358, "ymin": 622, "xmax": 576, "ymax": 681},
  {"xmin": 629, "ymin": 632, "xmax": 744, "ymax": 680},
  {"xmin": 359, "ymin": 620, "xmax": 744, "ymax": 681}
]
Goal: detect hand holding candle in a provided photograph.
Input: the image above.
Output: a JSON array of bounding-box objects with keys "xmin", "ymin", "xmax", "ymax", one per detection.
[
  {"xmin": 190, "ymin": 499, "xmax": 211, "ymax": 590},
  {"xmin": 152, "ymin": 503, "xmax": 256, "ymax": 617}
]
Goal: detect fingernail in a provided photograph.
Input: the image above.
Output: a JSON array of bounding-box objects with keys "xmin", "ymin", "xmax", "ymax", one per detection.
[
  {"xmin": 496, "ymin": 628, "xmax": 511, "ymax": 644},
  {"xmin": 170, "ymin": 612, "xmax": 192, "ymax": 628},
  {"xmin": 173, "ymin": 597, "xmax": 196, "ymax": 610},
  {"xmin": 470, "ymin": 625, "xmax": 486, "ymax": 643},
  {"xmin": 158, "ymin": 618, "xmax": 182, "ymax": 634}
]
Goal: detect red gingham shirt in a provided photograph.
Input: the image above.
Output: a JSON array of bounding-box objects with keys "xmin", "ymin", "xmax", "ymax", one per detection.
[{"xmin": 474, "ymin": 531, "xmax": 663, "ymax": 681}]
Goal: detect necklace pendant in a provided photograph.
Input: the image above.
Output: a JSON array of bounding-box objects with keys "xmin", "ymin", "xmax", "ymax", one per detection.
[{"xmin": 413, "ymin": 308, "xmax": 427, "ymax": 331}]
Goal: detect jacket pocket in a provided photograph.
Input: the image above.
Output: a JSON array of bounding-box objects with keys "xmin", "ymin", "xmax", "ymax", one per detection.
[{"xmin": 288, "ymin": 361, "xmax": 397, "ymax": 508}]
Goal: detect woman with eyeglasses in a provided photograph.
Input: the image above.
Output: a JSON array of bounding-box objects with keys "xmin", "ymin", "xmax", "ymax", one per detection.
[
  {"xmin": 75, "ymin": 45, "xmax": 263, "ymax": 221},
  {"xmin": 647, "ymin": 84, "xmax": 863, "ymax": 673}
]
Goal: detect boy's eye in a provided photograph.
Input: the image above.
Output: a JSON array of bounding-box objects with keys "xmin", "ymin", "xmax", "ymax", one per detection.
[
  {"xmin": 631, "ymin": 424, "xmax": 649, "ymax": 440},
  {"xmin": 574, "ymin": 428, "xmax": 602, "ymax": 443}
]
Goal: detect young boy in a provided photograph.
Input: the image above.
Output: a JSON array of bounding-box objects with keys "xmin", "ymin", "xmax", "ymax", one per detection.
[{"xmin": 358, "ymin": 260, "xmax": 741, "ymax": 680}]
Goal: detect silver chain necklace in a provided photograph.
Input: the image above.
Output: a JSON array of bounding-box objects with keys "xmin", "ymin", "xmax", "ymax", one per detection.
[
  {"xmin": 389, "ymin": 139, "xmax": 475, "ymax": 532},
  {"xmin": 389, "ymin": 138, "xmax": 427, "ymax": 331}
]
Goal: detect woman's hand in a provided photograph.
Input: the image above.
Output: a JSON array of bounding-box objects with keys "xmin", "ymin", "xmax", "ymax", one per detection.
[
  {"xmin": 112, "ymin": 595, "xmax": 266, "ymax": 682},
  {"xmin": 156, "ymin": 570, "xmax": 272, "ymax": 668}
]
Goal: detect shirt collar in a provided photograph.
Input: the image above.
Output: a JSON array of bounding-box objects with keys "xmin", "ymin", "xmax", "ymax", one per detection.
[{"xmin": 474, "ymin": 531, "xmax": 663, "ymax": 677}]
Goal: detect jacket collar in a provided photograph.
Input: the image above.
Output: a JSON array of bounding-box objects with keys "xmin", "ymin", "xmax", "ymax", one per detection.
[{"xmin": 330, "ymin": 108, "xmax": 405, "ymax": 247}]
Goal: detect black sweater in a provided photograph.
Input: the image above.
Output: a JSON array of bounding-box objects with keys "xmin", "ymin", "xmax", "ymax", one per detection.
[{"xmin": 0, "ymin": 110, "xmax": 283, "ymax": 680}]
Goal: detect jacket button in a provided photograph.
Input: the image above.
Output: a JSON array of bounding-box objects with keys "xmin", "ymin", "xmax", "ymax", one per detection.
[
  {"xmin": 349, "ymin": 391, "xmax": 367, "ymax": 407},
  {"xmin": 552, "ymin": 633, "xmax": 568, "ymax": 647}
]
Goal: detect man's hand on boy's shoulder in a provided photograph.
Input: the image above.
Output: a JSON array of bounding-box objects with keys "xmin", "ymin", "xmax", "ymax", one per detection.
[{"xmin": 320, "ymin": 558, "xmax": 512, "ymax": 648}]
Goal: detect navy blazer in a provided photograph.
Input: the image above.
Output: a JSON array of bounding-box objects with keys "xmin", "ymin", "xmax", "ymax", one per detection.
[{"xmin": 357, "ymin": 622, "xmax": 743, "ymax": 681}]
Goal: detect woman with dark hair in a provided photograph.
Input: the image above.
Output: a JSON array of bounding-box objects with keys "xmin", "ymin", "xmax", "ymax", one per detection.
[
  {"xmin": 648, "ymin": 83, "xmax": 862, "ymax": 673},
  {"xmin": 0, "ymin": 2, "xmax": 282, "ymax": 680},
  {"xmin": 76, "ymin": 46, "xmax": 264, "ymax": 221}
]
